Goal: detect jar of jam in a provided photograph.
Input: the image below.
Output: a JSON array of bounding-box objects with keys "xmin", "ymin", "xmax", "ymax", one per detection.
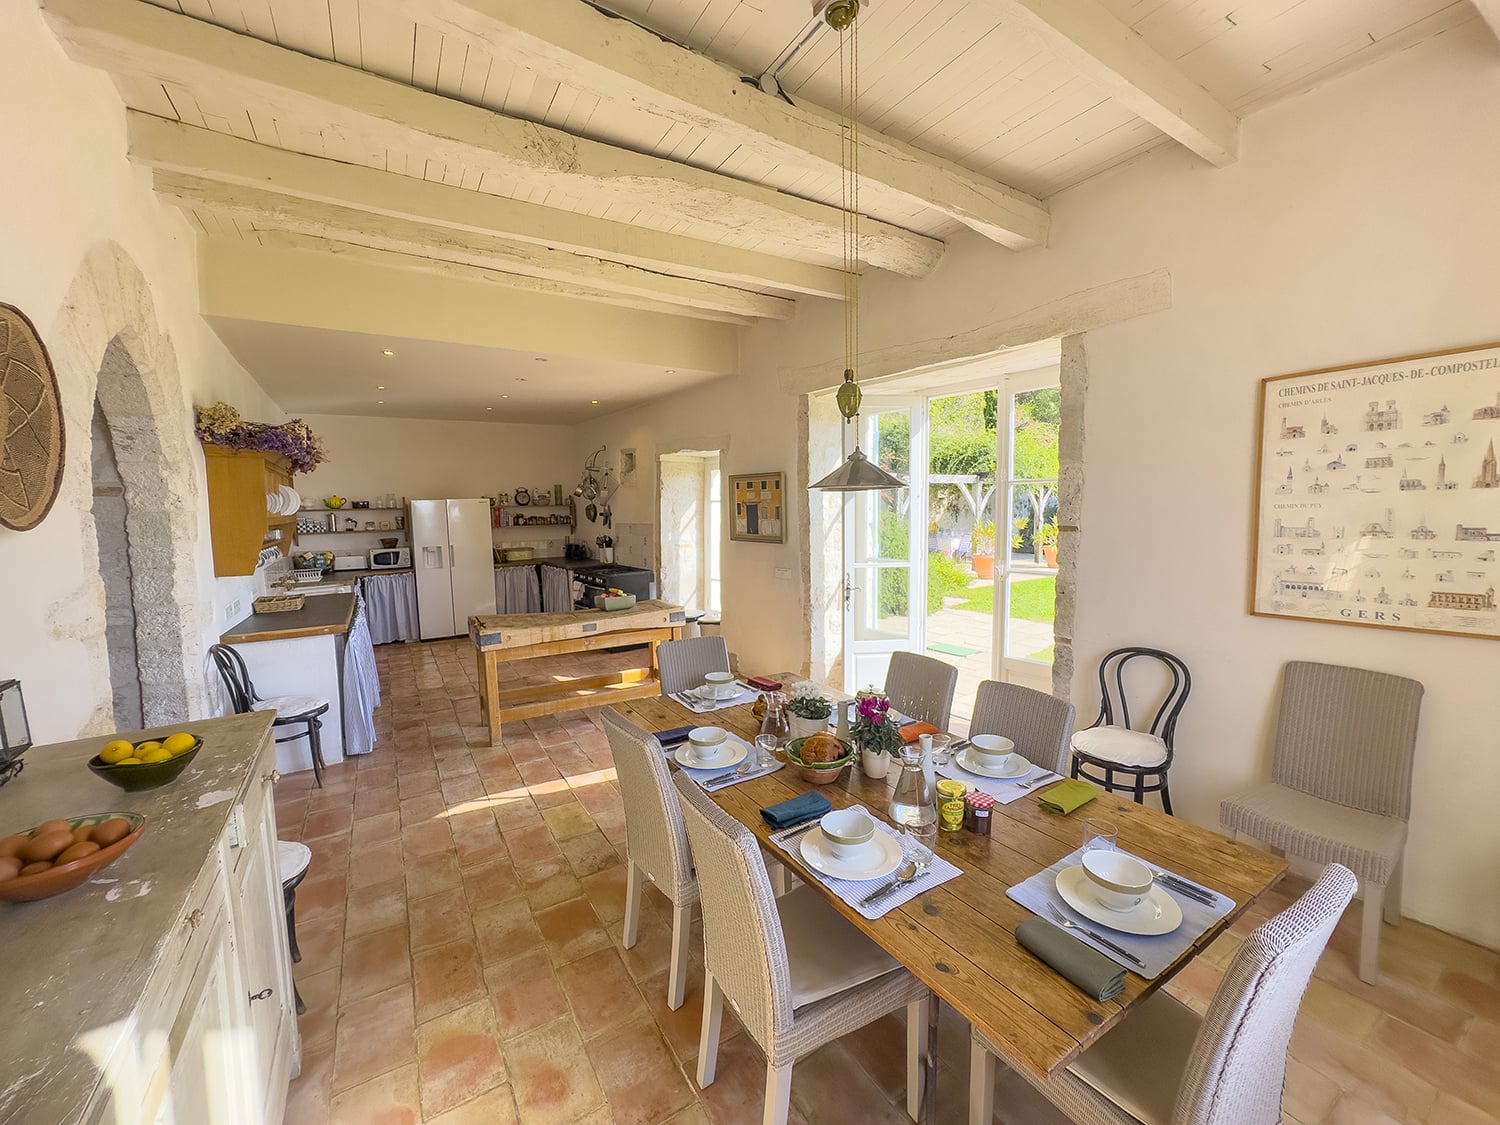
[{"xmin": 965, "ymin": 791, "xmax": 995, "ymax": 835}]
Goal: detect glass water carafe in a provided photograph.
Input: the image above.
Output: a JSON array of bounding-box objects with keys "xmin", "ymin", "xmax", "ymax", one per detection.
[
  {"xmin": 886, "ymin": 740, "xmax": 937, "ymax": 843},
  {"xmin": 759, "ymin": 691, "xmax": 791, "ymax": 750}
]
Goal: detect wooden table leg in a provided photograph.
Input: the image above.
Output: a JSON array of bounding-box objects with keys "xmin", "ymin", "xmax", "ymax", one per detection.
[{"xmin": 478, "ymin": 647, "xmax": 502, "ymax": 745}]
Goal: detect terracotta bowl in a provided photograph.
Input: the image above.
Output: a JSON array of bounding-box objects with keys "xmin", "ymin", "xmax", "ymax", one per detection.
[
  {"xmin": 0, "ymin": 812, "xmax": 147, "ymax": 902},
  {"xmin": 785, "ymin": 737, "xmax": 855, "ymax": 785},
  {"xmin": 88, "ymin": 737, "xmax": 203, "ymax": 793}
]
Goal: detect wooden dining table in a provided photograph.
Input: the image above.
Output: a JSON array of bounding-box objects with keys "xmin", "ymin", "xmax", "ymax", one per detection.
[{"xmin": 610, "ymin": 689, "xmax": 1288, "ymax": 1119}]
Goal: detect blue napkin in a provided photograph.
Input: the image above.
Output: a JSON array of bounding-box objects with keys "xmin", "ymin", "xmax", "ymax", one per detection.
[
  {"xmin": 760, "ymin": 791, "xmax": 832, "ymax": 829},
  {"xmin": 655, "ymin": 726, "xmax": 693, "ymax": 747}
]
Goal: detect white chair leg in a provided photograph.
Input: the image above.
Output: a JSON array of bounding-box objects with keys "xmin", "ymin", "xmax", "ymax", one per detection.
[
  {"xmin": 906, "ymin": 998, "xmax": 926, "ymax": 1121},
  {"xmin": 623, "ymin": 862, "xmax": 644, "ymax": 949},
  {"xmin": 763, "ymin": 1060, "xmax": 794, "ymax": 1125},
  {"xmin": 697, "ymin": 973, "xmax": 725, "ymax": 1088},
  {"xmin": 1384, "ymin": 858, "xmax": 1404, "ymax": 925},
  {"xmin": 768, "ymin": 857, "xmax": 791, "ymax": 897},
  {"xmin": 668, "ymin": 901, "xmax": 692, "ymax": 1010},
  {"xmin": 969, "ymin": 1037, "xmax": 996, "ymax": 1125},
  {"xmin": 1360, "ymin": 880, "xmax": 1386, "ymax": 984}
]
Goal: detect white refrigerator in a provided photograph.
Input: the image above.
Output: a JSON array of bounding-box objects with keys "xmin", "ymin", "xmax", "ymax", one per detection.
[{"xmin": 410, "ymin": 498, "xmax": 497, "ymax": 639}]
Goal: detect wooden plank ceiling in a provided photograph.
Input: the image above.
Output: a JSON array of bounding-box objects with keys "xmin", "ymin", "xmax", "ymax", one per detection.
[{"xmin": 38, "ymin": 0, "xmax": 1476, "ymax": 419}]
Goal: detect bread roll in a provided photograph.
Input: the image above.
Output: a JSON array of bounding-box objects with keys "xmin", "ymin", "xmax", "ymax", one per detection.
[{"xmin": 799, "ymin": 732, "xmax": 845, "ymax": 764}]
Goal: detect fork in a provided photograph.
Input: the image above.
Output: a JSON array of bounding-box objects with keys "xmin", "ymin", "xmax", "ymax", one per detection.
[
  {"xmin": 1046, "ymin": 904, "xmax": 1145, "ymax": 967},
  {"xmin": 1015, "ymin": 772, "xmax": 1059, "ymax": 790}
]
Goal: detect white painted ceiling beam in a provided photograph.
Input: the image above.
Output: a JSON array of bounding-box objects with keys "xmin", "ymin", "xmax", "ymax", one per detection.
[
  {"xmin": 375, "ymin": 0, "xmax": 1049, "ymax": 250},
  {"xmin": 200, "ymin": 240, "xmax": 740, "ymax": 375},
  {"xmin": 156, "ymin": 171, "xmax": 792, "ymax": 321},
  {"xmin": 984, "ymin": 0, "xmax": 1240, "ymax": 167},
  {"xmin": 41, "ymin": 0, "xmax": 943, "ymax": 276},
  {"xmin": 127, "ymin": 113, "xmax": 847, "ymax": 301},
  {"xmin": 1472, "ymin": 0, "xmax": 1500, "ymax": 43},
  {"xmin": 245, "ymin": 232, "xmax": 756, "ymax": 327}
]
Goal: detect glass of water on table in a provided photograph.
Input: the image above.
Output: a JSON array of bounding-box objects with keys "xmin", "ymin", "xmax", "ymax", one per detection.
[{"xmin": 753, "ymin": 733, "xmax": 778, "ymax": 769}]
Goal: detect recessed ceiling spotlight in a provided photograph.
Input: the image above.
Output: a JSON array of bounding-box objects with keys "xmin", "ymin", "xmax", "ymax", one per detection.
[
  {"xmin": 382, "ymin": 350, "xmax": 395, "ymax": 357},
  {"xmin": 376, "ymin": 385, "xmax": 385, "ymax": 390},
  {"xmin": 501, "ymin": 394, "xmax": 509, "ymax": 399},
  {"xmin": 377, "ymin": 399, "xmax": 385, "ymax": 404},
  {"xmin": 666, "ymin": 369, "xmax": 676, "ymax": 374},
  {"xmin": 591, "ymin": 400, "xmax": 599, "ymax": 404},
  {"xmin": 486, "ymin": 406, "xmax": 493, "ymax": 411}
]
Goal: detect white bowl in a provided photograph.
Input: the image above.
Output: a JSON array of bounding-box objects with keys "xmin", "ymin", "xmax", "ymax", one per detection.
[
  {"xmin": 1081, "ymin": 849, "xmax": 1155, "ymax": 912},
  {"xmin": 969, "ymin": 733, "xmax": 1018, "ymax": 771},
  {"xmin": 819, "ymin": 808, "xmax": 875, "ymax": 860},
  {"xmin": 703, "ymin": 671, "xmax": 735, "ymax": 699},
  {"xmin": 687, "ymin": 726, "xmax": 729, "ymax": 764}
]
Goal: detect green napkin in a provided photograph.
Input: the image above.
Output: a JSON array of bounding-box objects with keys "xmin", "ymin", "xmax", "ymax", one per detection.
[
  {"xmin": 1017, "ymin": 917, "xmax": 1125, "ymax": 1001},
  {"xmin": 1037, "ymin": 778, "xmax": 1098, "ymax": 815}
]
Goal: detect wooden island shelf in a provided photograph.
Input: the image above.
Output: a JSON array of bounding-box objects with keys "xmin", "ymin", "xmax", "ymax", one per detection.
[{"xmin": 469, "ymin": 600, "xmax": 685, "ymax": 744}]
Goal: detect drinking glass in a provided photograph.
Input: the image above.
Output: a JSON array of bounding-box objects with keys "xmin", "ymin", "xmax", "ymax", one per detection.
[
  {"xmin": 1081, "ymin": 817, "xmax": 1119, "ymax": 853},
  {"xmin": 754, "ymin": 733, "xmax": 777, "ymax": 769},
  {"xmin": 929, "ymin": 732, "xmax": 953, "ymax": 766}
]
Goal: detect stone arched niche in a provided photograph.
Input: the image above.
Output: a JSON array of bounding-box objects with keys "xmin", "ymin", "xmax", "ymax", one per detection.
[{"xmin": 45, "ymin": 240, "xmax": 206, "ymax": 731}]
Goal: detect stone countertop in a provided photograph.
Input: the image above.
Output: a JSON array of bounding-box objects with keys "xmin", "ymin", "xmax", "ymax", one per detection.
[
  {"xmin": 222, "ymin": 591, "xmax": 355, "ymax": 644},
  {"xmin": 0, "ymin": 711, "xmax": 276, "ymax": 1125},
  {"xmin": 492, "ymin": 555, "xmax": 600, "ymax": 570}
]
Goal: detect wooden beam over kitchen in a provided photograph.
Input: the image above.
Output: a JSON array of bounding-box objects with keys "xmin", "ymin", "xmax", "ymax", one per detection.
[
  {"xmin": 375, "ymin": 0, "xmax": 1049, "ymax": 251},
  {"xmin": 984, "ymin": 0, "xmax": 1240, "ymax": 167},
  {"xmin": 156, "ymin": 170, "xmax": 793, "ymax": 322},
  {"xmin": 127, "ymin": 113, "xmax": 848, "ymax": 301},
  {"xmin": 41, "ymin": 0, "xmax": 944, "ymax": 277}
]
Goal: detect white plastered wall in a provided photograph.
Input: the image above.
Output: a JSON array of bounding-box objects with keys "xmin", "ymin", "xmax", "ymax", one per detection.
[
  {"xmin": 0, "ymin": 2, "xmax": 281, "ymax": 743},
  {"xmin": 578, "ymin": 23, "xmax": 1500, "ymax": 948}
]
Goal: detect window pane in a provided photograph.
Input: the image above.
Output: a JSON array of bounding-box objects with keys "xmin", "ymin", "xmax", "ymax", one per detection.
[{"xmin": 1005, "ymin": 573, "xmax": 1055, "ymax": 663}]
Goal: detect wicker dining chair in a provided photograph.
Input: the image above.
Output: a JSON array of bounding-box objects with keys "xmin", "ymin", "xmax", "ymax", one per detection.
[
  {"xmin": 601, "ymin": 707, "xmax": 699, "ymax": 1009},
  {"xmin": 657, "ymin": 635, "xmax": 731, "ymax": 697},
  {"xmin": 884, "ymin": 652, "xmax": 959, "ymax": 731},
  {"xmin": 1221, "ymin": 661, "xmax": 1422, "ymax": 984},
  {"xmin": 209, "ymin": 643, "xmax": 331, "ymax": 788},
  {"xmin": 674, "ymin": 773, "xmax": 931, "ymax": 1124},
  {"xmin": 969, "ymin": 863, "xmax": 1357, "ymax": 1125},
  {"xmin": 1069, "ymin": 647, "xmax": 1191, "ymax": 814},
  {"xmin": 969, "ymin": 681, "xmax": 1077, "ymax": 774}
]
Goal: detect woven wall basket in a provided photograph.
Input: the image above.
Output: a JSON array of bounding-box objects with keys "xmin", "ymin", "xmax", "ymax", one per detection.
[{"xmin": 0, "ymin": 303, "xmax": 65, "ymax": 531}]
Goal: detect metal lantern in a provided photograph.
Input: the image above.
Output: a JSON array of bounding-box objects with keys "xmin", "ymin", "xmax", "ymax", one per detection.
[{"xmin": 0, "ymin": 679, "xmax": 31, "ymax": 786}]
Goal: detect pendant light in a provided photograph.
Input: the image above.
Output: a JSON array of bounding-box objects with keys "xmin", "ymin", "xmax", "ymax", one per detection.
[{"xmin": 810, "ymin": 0, "xmax": 906, "ymax": 493}]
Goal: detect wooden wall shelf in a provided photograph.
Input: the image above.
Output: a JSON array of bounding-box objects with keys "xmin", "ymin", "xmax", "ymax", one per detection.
[{"xmin": 203, "ymin": 446, "xmax": 296, "ymax": 577}]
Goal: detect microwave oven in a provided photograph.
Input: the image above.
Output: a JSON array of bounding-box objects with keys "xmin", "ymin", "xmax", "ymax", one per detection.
[{"xmin": 368, "ymin": 547, "xmax": 411, "ymax": 569}]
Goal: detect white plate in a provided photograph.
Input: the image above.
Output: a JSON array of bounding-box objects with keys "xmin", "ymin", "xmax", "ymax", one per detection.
[
  {"xmin": 1055, "ymin": 865, "xmax": 1183, "ymax": 936},
  {"xmin": 266, "ymin": 492, "xmax": 279, "ymax": 514},
  {"xmin": 674, "ymin": 741, "xmax": 747, "ymax": 771},
  {"xmin": 800, "ymin": 828, "xmax": 903, "ymax": 882},
  {"xmin": 956, "ymin": 749, "xmax": 1029, "ymax": 778},
  {"xmin": 691, "ymin": 684, "xmax": 750, "ymax": 705},
  {"xmin": 279, "ymin": 485, "xmax": 299, "ymax": 514}
]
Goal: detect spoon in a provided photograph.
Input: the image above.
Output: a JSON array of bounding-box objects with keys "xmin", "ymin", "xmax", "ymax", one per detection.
[
  {"xmin": 860, "ymin": 856, "xmax": 931, "ymax": 905},
  {"xmin": 705, "ymin": 762, "xmax": 752, "ymax": 787}
]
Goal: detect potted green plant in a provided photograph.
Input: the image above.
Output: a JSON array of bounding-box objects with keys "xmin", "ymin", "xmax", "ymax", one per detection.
[
  {"xmin": 852, "ymin": 689, "xmax": 904, "ymax": 778},
  {"xmin": 1037, "ymin": 519, "xmax": 1060, "ymax": 567},
  {"xmin": 971, "ymin": 520, "xmax": 997, "ymax": 580},
  {"xmin": 787, "ymin": 682, "xmax": 833, "ymax": 739}
]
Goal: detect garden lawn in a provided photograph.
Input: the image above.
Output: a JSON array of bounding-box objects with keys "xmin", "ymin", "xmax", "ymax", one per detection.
[{"xmin": 954, "ymin": 576, "xmax": 1055, "ymax": 621}]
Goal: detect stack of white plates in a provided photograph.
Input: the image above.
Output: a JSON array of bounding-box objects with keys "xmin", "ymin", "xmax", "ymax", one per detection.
[{"xmin": 265, "ymin": 486, "xmax": 302, "ymax": 516}]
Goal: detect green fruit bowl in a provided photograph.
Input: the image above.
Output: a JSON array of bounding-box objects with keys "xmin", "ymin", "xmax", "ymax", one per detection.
[
  {"xmin": 785, "ymin": 737, "xmax": 856, "ymax": 785},
  {"xmin": 87, "ymin": 737, "xmax": 203, "ymax": 793}
]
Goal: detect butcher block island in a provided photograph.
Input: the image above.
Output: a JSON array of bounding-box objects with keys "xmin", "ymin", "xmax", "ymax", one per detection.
[
  {"xmin": 0, "ymin": 711, "xmax": 298, "ymax": 1125},
  {"xmin": 470, "ymin": 600, "xmax": 685, "ymax": 743}
]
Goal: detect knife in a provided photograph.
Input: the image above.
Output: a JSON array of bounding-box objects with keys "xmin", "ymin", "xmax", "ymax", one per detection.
[
  {"xmin": 1154, "ymin": 872, "xmax": 1217, "ymax": 905},
  {"xmin": 774, "ymin": 817, "xmax": 824, "ymax": 842},
  {"xmin": 861, "ymin": 870, "xmax": 930, "ymax": 906},
  {"xmin": 1065, "ymin": 918, "xmax": 1146, "ymax": 968}
]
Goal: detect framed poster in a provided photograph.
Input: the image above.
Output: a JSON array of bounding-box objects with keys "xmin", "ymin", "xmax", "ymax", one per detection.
[
  {"xmin": 730, "ymin": 472, "xmax": 785, "ymax": 543},
  {"xmin": 1252, "ymin": 341, "xmax": 1500, "ymax": 640}
]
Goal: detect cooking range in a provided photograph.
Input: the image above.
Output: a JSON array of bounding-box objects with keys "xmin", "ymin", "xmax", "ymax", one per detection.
[{"xmin": 574, "ymin": 563, "xmax": 654, "ymax": 608}]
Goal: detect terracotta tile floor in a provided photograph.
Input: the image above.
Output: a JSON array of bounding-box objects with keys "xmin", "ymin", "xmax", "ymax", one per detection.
[{"xmin": 278, "ymin": 639, "xmax": 1500, "ymax": 1124}]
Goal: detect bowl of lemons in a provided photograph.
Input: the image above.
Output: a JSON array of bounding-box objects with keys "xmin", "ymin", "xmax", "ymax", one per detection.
[{"xmin": 88, "ymin": 731, "xmax": 203, "ymax": 792}]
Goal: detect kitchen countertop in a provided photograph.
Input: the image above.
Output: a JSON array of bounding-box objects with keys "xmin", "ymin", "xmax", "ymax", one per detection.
[
  {"xmin": 221, "ymin": 591, "xmax": 355, "ymax": 644},
  {"xmin": 492, "ymin": 555, "xmax": 601, "ymax": 570},
  {"xmin": 0, "ymin": 711, "xmax": 277, "ymax": 1125},
  {"xmin": 327, "ymin": 567, "xmax": 413, "ymax": 581}
]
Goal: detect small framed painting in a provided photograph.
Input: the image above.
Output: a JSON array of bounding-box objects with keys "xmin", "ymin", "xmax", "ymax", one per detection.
[
  {"xmin": 1251, "ymin": 340, "xmax": 1500, "ymax": 641},
  {"xmin": 729, "ymin": 472, "xmax": 785, "ymax": 543}
]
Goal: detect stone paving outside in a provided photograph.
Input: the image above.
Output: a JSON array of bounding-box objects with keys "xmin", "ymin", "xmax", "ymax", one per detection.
[{"xmin": 924, "ymin": 581, "xmax": 1055, "ymax": 732}]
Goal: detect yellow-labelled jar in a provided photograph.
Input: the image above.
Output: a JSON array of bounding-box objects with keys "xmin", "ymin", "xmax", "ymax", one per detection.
[{"xmin": 936, "ymin": 779, "xmax": 968, "ymax": 832}]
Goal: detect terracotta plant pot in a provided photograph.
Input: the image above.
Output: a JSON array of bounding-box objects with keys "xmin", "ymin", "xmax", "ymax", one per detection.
[
  {"xmin": 861, "ymin": 747, "xmax": 891, "ymax": 779},
  {"xmin": 1042, "ymin": 546, "xmax": 1058, "ymax": 567},
  {"xmin": 973, "ymin": 554, "xmax": 995, "ymax": 579}
]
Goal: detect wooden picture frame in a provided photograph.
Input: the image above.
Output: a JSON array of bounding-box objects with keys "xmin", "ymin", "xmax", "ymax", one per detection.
[
  {"xmin": 729, "ymin": 472, "xmax": 785, "ymax": 544},
  {"xmin": 1251, "ymin": 341, "xmax": 1500, "ymax": 641}
]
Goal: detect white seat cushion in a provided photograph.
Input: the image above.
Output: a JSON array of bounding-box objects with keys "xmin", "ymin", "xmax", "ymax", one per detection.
[
  {"xmin": 776, "ymin": 885, "xmax": 901, "ymax": 1009},
  {"xmin": 1072, "ymin": 726, "xmax": 1168, "ymax": 768},
  {"xmin": 253, "ymin": 695, "xmax": 329, "ymax": 720},
  {"xmin": 277, "ymin": 840, "xmax": 312, "ymax": 883}
]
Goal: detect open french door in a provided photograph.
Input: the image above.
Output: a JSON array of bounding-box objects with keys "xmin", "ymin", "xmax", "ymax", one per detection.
[{"xmin": 843, "ymin": 398, "xmax": 927, "ymax": 693}]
